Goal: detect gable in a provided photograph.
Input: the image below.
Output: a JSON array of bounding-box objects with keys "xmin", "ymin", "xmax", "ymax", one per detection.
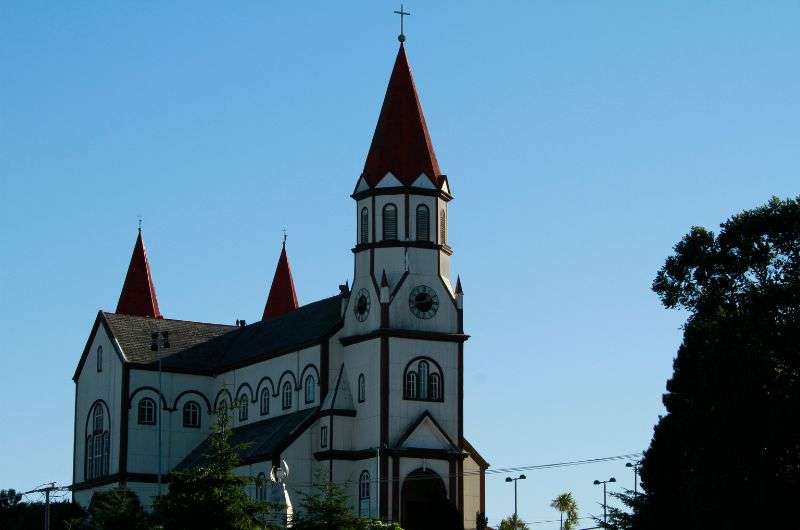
[
  {"xmin": 396, "ymin": 412, "xmax": 457, "ymax": 451},
  {"xmin": 73, "ymin": 312, "xmax": 126, "ymax": 382}
]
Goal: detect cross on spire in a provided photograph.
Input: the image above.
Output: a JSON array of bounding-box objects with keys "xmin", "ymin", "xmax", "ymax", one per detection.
[
  {"xmin": 394, "ymin": 4, "xmax": 410, "ymax": 42},
  {"xmin": 282, "ymin": 228, "xmax": 287, "ymax": 247},
  {"xmin": 137, "ymin": 215, "xmax": 142, "ymax": 233}
]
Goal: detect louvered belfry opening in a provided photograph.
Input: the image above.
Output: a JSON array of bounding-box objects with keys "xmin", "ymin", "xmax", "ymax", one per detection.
[
  {"xmin": 416, "ymin": 204, "xmax": 430, "ymax": 241},
  {"xmin": 383, "ymin": 203, "xmax": 398, "ymax": 240}
]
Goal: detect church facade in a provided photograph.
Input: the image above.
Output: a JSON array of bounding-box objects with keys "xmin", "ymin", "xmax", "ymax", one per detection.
[{"xmin": 71, "ymin": 43, "xmax": 488, "ymax": 530}]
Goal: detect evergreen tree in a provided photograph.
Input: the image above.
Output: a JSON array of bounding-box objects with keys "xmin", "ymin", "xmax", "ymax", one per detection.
[
  {"xmin": 153, "ymin": 409, "xmax": 276, "ymax": 530},
  {"xmin": 635, "ymin": 196, "xmax": 800, "ymax": 529},
  {"xmin": 289, "ymin": 478, "xmax": 402, "ymax": 530}
]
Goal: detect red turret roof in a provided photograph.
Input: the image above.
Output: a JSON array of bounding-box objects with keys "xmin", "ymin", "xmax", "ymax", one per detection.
[
  {"xmin": 262, "ymin": 243, "xmax": 299, "ymax": 320},
  {"xmin": 116, "ymin": 229, "xmax": 162, "ymax": 319},
  {"xmin": 361, "ymin": 44, "xmax": 442, "ymax": 188}
]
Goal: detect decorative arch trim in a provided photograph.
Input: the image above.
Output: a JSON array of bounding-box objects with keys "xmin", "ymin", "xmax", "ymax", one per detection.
[
  {"xmin": 275, "ymin": 370, "xmax": 298, "ymax": 395},
  {"xmin": 235, "ymin": 382, "xmax": 254, "ymax": 401},
  {"xmin": 299, "ymin": 364, "xmax": 320, "ymax": 386},
  {"xmin": 255, "ymin": 376, "xmax": 276, "ymax": 402},
  {"xmin": 128, "ymin": 387, "xmax": 170, "ymax": 411},
  {"xmin": 214, "ymin": 388, "xmax": 233, "ymax": 411},
  {"xmin": 172, "ymin": 390, "xmax": 212, "ymax": 413},
  {"xmin": 84, "ymin": 399, "xmax": 111, "ymax": 435},
  {"xmin": 402, "ymin": 356, "xmax": 445, "ymax": 402}
]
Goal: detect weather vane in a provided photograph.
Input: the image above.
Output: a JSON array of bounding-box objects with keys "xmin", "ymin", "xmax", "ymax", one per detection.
[
  {"xmin": 137, "ymin": 215, "xmax": 142, "ymax": 232},
  {"xmin": 394, "ymin": 4, "xmax": 410, "ymax": 42},
  {"xmin": 282, "ymin": 228, "xmax": 287, "ymax": 246}
]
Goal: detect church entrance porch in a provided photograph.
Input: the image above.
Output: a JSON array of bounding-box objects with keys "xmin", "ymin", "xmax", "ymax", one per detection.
[{"xmin": 400, "ymin": 468, "xmax": 461, "ymax": 530}]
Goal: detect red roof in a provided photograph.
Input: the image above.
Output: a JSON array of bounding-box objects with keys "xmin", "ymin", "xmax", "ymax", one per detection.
[
  {"xmin": 361, "ymin": 44, "xmax": 442, "ymax": 188},
  {"xmin": 262, "ymin": 243, "xmax": 299, "ymax": 320},
  {"xmin": 116, "ymin": 230, "xmax": 162, "ymax": 319}
]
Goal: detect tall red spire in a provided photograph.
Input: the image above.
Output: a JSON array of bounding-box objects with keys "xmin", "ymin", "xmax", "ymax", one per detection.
[
  {"xmin": 262, "ymin": 242, "xmax": 299, "ymax": 320},
  {"xmin": 361, "ymin": 44, "xmax": 442, "ymax": 188},
  {"xmin": 116, "ymin": 229, "xmax": 162, "ymax": 318}
]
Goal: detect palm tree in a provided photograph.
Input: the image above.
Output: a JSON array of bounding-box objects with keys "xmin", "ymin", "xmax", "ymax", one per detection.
[{"xmin": 550, "ymin": 492, "xmax": 579, "ymax": 530}]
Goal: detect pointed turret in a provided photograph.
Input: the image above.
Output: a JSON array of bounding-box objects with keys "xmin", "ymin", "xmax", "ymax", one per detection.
[
  {"xmin": 262, "ymin": 242, "xmax": 299, "ymax": 320},
  {"xmin": 116, "ymin": 229, "xmax": 162, "ymax": 318},
  {"xmin": 361, "ymin": 44, "xmax": 442, "ymax": 188}
]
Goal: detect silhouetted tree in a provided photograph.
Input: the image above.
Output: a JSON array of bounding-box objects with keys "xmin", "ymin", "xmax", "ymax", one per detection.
[
  {"xmin": 635, "ymin": 196, "xmax": 800, "ymax": 529},
  {"xmin": 497, "ymin": 514, "xmax": 528, "ymax": 530},
  {"xmin": 88, "ymin": 490, "xmax": 149, "ymax": 530}
]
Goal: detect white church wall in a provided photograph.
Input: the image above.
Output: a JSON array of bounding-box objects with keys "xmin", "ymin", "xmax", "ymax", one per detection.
[
  {"xmin": 127, "ymin": 369, "xmax": 215, "ymax": 475},
  {"xmin": 389, "ymin": 273, "xmax": 458, "ymax": 333},
  {"xmin": 388, "ymin": 338, "xmax": 459, "ymax": 445},
  {"xmin": 462, "ymin": 454, "xmax": 482, "ymax": 530},
  {"xmin": 373, "ymin": 247, "xmax": 407, "ymax": 279},
  {"xmin": 75, "ymin": 325, "xmax": 124, "ymax": 483},
  {"xmin": 342, "ymin": 339, "xmax": 381, "ymax": 449},
  {"xmin": 342, "ymin": 277, "xmax": 380, "ymax": 336}
]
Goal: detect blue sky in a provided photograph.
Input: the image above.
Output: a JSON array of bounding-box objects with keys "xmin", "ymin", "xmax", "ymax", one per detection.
[{"xmin": 1, "ymin": 1, "xmax": 798, "ymax": 527}]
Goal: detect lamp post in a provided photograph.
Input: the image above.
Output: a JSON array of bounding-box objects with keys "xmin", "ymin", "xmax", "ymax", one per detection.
[
  {"xmin": 593, "ymin": 477, "xmax": 616, "ymax": 526},
  {"xmin": 626, "ymin": 461, "xmax": 641, "ymax": 495},
  {"xmin": 504, "ymin": 474, "xmax": 526, "ymax": 520}
]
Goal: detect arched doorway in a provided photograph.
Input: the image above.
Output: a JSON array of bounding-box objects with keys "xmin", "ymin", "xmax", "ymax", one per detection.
[{"xmin": 400, "ymin": 468, "xmax": 462, "ymax": 530}]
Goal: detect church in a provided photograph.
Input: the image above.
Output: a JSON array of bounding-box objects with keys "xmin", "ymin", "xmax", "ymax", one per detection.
[{"xmin": 71, "ymin": 41, "xmax": 488, "ymax": 530}]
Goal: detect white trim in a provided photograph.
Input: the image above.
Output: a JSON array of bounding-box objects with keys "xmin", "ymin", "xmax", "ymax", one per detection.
[{"xmin": 376, "ymin": 172, "xmax": 402, "ymax": 188}]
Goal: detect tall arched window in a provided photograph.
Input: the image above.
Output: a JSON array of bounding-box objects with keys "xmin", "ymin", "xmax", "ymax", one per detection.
[
  {"xmin": 305, "ymin": 375, "xmax": 316, "ymax": 404},
  {"xmin": 238, "ymin": 396, "xmax": 248, "ymax": 422},
  {"xmin": 439, "ymin": 209, "xmax": 447, "ymax": 244},
  {"xmin": 282, "ymin": 382, "xmax": 293, "ymax": 410},
  {"xmin": 382, "ymin": 204, "xmax": 398, "ymax": 240},
  {"xmin": 260, "ymin": 388, "xmax": 270, "ymax": 416},
  {"xmin": 183, "ymin": 401, "xmax": 201, "ymax": 428},
  {"xmin": 360, "ymin": 207, "xmax": 369, "ymax": 244},
  {"xmin": 358, "ymin": 373, "xmax": 366, "ymax": 403},
  {"xmin": 416, "ymin": 204, "xmax": 430, "ymax": 241},
  {"xmin": 358, "ymin": 471, "xmax": 371, "ymax": 516},
  {"xmin": 430, "ymin": 373, "xmax": 441, "ymax": 401},
  {"xmin": 418, "ymin": 361, "xmax": 429, "ymax": 399},
  {"xmin": 85, "ymin": 403, "xmax": 110, "ymax": 480},
  {"xmin": 405, "ymin": 371, "xmax": 418, "ymax": 399},
  {"xmin": 403, "ymin": 358, "xmax": 444, "ymax": 402},
  {"xmin": 138, "ymin": 398, "xmax": 156, "ymax": 425},
  {"xmin": 96, "ymin": 346, "xmax": 103, "ymax": 372}
]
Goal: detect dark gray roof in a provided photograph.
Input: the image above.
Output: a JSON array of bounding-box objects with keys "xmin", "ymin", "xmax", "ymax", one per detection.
[
  {"xmin": 103, "ymin": 294, "xmax": 343, "ymax": 373},
  {"xmin": 175, "ymin": 408, "xmax": 318, "ymax": 470}
]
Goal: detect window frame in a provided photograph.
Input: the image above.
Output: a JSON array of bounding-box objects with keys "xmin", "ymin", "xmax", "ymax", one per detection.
[
  {"xmin": 360, "ymin": 207, "xmax": 369, "ymax": 244},
  {"xmin": 358, "ymin": 470, "xmax": 371, "ymax": 516},
  {"xmin": 183, "ymin": 401, "xmax": 201, "ymax": 429},
  {"xmin": 321, "ymin": 425, "xmax": 328, "ymax": 448},
  {"xmin": 260, "ymin": 388, "xmax": 270, "ymax": 416},
  {"xmin": 96, "ymin": 345, "xmax": 103, "ymax": 372},
  {"xmin": 357, "ymin": 373, "xmax": 366, "ymax": 403},
  {"xmin": 304, "ymin": 375, "xmax": 316, "ymax": 404},
  {"xmin": 238, "ymin": 396, "xmax": 248, "ymax": 422},
  {"xmin": 282, "ymin": 382, "xmax": 293, "ymax": 410},
  {"xmin": 403, "ymin": 357, "xmax": 445, "ymax": 402},
  {"xmin": 137, "ymin": 397, "xmax": 156, "ymax": 426}
]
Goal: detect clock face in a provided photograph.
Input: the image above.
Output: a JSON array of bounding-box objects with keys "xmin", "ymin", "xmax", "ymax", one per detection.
[
  {"xmin": 353, "ymin": 288, "xmax": 371, "ymax": 322},
  {"xmin": 409, "ymin": 285, "xmax": 439, "ymax": 319}
]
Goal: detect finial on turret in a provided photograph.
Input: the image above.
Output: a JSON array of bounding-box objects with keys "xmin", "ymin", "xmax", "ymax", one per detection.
[
  {"xmin": 394, "ymin": 4, "xmax": 410, "ymax": 43},
  {"xmin": 137, "ymin": 215, "xmax": 142, "ymax": 233},
  {"xmin": 282, "ymin": 227, "xmax": 287, "ymax": 247}
]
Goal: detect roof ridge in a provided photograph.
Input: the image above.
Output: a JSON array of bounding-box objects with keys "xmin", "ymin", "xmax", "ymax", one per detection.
[{"xmin": 102, "ymin": 311, "xmax": 237, "ymax": 328}]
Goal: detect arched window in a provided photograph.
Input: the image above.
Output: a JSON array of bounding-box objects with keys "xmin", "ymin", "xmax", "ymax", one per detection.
[
  {"xmin": 358, "ymin": 470, "xmax": 371, "ymax": 516},
  {"xmin": 96, "ymin": 346, "xmax": 103, "ymax": 372},
  {"xmin": 360, "ymin": 207, "xmax": 369, "ymax": 244},
  {"xmin": 305, "ymin": 375, "xmax": 316, "ymax": 404},
  {"xmin": 256, "ymin": 472, "xmax": 267, "ymax": 501},
  {"xmin": 430, "ymin": 373, "xmax": 441, "ymax": 401},
  {"xmin": 405, "ymin": 371, "xmax": 418, "ymax": 399},
  {"xmin": 85, "ymin": 403, "xmax": 110, "ymax": 480},
  {"xmin": 260, "ymin": 388, "xmax": 270, "ymax": 416},
  {"xmin": 238, "ymin": 396, "xmax": 248, "ymax": 422},
  {"xmin": 439, "ymin": 209, "xmax": 447, "ymax": 244},
  {"xmin": 403, "ymin": 358, "xmax": 444, "ymax": 402},
  {"xmin": 358, "ymin": 373, "xmax": 366, "ymax": 403},
  {"xmin": 418, "ymin": 361, "xmax": 429, "ymax": 399},
  {"xmin": 183, "ymin": 401, "xmax": 201, "ymax": 428},
  {"xmin": 416, "ymin": 204, "xmax": 430, "ymax": 241},
  {"xmin": 137, "ymin": 398, "xmax": 156, "ymax": 425},
  {"xmin": 282, "ymin": 382, "xmax": 293, "ymax": 410},
  {"xmin": 382, "ymin": 203, "xmax": 398, "ymax": 240}
]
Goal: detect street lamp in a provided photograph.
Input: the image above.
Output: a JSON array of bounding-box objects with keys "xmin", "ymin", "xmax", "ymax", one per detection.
[
  {"xmin": 593, "ymin": 477, "xmax": 616, "ymax": 526},
  {"xmin": 626, "ymin": 461, "xmax": 641, "ymax": 495},
  {"xmin": 505, "ymin": 474, "xmax": 526, "ymax": 519}
]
